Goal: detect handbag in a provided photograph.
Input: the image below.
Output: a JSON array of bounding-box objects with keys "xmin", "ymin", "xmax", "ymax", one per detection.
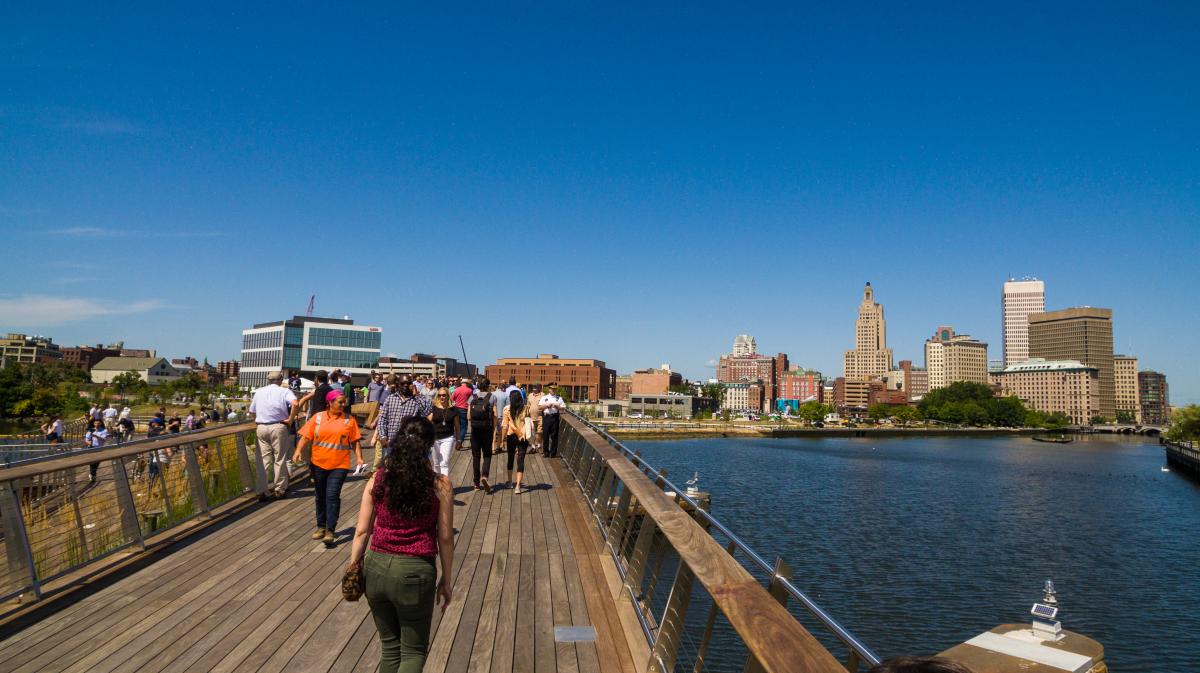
[
  {"xmin": 523, "ymin": 416, "xmax": 534, "ymax": 440},
  {"xmin": 341, "ymin": 561, "xmax": 365, "ymax": 601}
]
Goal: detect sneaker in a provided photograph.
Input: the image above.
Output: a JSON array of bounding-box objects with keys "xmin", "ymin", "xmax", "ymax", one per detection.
[
  {"xmin": 514, "ymin": 486, "xmax": 523, "ymax": 495},
  {"xmin": 473, "ymin": 483, "xmax": 482, "ymax": 491},
  {"xmin": 311, "ymin": 527, "xmax": 326, "ymax": 540},
  {"xmin": 323, "ymin": 529, "xmax": 336, "ymax": 546},
  {"xmin": 481, "ymin": 478, "xmax": 491, "ymax": 494}
]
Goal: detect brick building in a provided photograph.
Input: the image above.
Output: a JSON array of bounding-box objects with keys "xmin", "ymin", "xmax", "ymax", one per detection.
[
  {"xmin": 1138, "ymin": 371, "xmax": 1170, "ymax": 425},
  {"xmin": 63, "ymin": 344, "xmax": 122, "ymax": 371},
  {"xmin": 485, "ymin": 355, "xmax": 615, "ymax": 402}
]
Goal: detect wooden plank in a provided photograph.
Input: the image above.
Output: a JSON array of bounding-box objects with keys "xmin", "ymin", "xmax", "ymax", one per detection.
[
  {"xmin": 467, "ymin": 491, "xmax": 508, "ymax": 673},
  {"xmin": 512, "ymin": 474, "xmax": 537, "ymax": 673},
  {"xmin": 490, "ymin": 478, "xmax": 522, "ymax": 673},
  {"xmin": 426, "ymin": 490, "xmax": 492, "ymax": 673},
  {"xmin": 326, "ymin": 612, "xmax": 378, "ymax": 673}
]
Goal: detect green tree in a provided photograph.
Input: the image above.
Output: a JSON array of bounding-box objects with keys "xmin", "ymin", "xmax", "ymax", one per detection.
[
  {"xmin": 867, "ymin": 404, "xmax": 893, "ymax": 422},
  {"xmin": 1115, "ymin": 409, "xmax": 1136, "ymax": 424},
  {"xmin": 700, "ymin": 383, "xmax": 725, "ymax": 405},
  {"xmin": 795, "ymin": 401, "xmax": 831, "ymax": 424},
  {"xmin": 1165, "ymin": 405, "xmax": 1200, "ymax": 443},
  {"xmin": 893, "ymin": 405, "xmax": 920, "ymax": 426},
  {"xmin": 110, "ymin": 371, "xmax": 146, "ymax": 400}
]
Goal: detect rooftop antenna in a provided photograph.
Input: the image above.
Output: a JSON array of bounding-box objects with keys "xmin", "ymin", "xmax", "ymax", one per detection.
[{"xmin": 306, "ymin": 295, "xmax": 315, "ymax": 316}]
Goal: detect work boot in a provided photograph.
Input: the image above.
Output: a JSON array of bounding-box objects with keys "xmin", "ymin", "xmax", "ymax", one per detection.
[
  {"xmin": 311, "ymin": 527, "xmax": 326, "ymax": 540},
  {"xmin": 323, "ymin": 529, "xmax": 337, "ymax": 547}
]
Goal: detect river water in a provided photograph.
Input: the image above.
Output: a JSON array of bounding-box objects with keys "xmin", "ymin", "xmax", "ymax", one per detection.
[{"xmin": 626, "ymin": 435, "xmax": 1197, "ymax": 672}]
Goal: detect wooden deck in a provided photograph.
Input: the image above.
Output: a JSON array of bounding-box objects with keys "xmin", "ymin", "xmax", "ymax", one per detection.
[{"xmin": 0, "ymin": 447, "xmax": 641, "ymax": 673}]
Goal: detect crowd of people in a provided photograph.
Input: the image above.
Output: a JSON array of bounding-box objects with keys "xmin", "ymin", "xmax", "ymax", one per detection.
[{"xmin": 245, "ymin": 367, "xmax": 566, "ymax": 672}]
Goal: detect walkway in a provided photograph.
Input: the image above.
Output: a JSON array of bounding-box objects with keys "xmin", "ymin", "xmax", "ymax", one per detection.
[{"xmin": 0, "ymin": 447, "xmax": 640, "ymax": 673}]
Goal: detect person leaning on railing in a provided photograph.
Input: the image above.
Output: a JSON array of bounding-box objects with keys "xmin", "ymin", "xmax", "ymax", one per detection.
[{"xmin": 347, "ymin": 430, "xmax": 454, "ymax": 673}]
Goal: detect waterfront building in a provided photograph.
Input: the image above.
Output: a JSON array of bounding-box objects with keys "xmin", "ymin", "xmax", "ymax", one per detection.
[
  {"xmin": 614, "ymin": 375, "xmax": 632, "ymax": 400},
  {"xmin": 777, "ymin": 367, "xmax": 823, "ymax": 407},
  {"xmin": 843, "ymin": 283, "xmax": 893, "ymax": 382},
  {"xmin": 625, "ymin": 392, "xmax": 717, "ymax": 419},
  {"xmin": 1, "ymin": 333, "xmax": 63, "ymax": 364},
  {"xmin": 924, "ymin": 326, "xmax": 989, "ymax": 390},
  {"xmin": 1113, "ymin": 355, "xmax": 1141, "ymax": 424},
  {"xmin": 717, "ymin": 352, "xmax": 782, "ymax": 411},
  {"xmin": 631, "ymin": 364, "xmax": 683, "ymax": 395},
  {"xmin": 91, "ymin": 356, "xmax": 183, "ymax": 385},
  {"xmin": 239, "ymin": 315, "xmax": 381, "ymax": 390},
  {"xmin": 1001, "ymin": 278, "xmax": 1045, "ymax": 366},
  {"xmin": 832, "ymin": 377, "xmax": 870, "ymax": 412},
  {"xmin": 1138, "ymin": 370, "xmax": 1170, "ymax": 425},
  {"xmin": 1028, "ymin": 307, "xmax": 1115, "ymax": 420},
  {"xmin": 62, "ymin": 344, "xmax": 122, "ymax": 371},
  {"xmin": 732, "ymin": 334, "xmax": 756, "ymax": 356},
  {"xmin": 485, "ymin": 354, "xmax": 615, "ymax": 402},
  {"xmin": 992, "ymin": 358, "xmax": 1100, "ymax": 425},
  {"xmin": 719, "ymin": 380, "xmax": 765, "ymax": 413}
]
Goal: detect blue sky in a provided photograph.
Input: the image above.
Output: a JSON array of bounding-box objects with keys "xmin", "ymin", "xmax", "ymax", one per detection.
[{"xmin": 1, "ymin": 3, "xmax": 1197, "ymax": 403}]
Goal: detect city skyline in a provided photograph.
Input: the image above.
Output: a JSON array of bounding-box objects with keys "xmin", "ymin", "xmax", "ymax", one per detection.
[{"xmin": 1, "ymin": 4, "xmax": 1197, "ymax": 402}]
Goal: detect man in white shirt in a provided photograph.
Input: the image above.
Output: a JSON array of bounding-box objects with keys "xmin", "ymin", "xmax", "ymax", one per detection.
[
  {"xmin": 249, "ymin": 371, "xmax": 297, "ymax": 499},
  {"xmin": 538, "ymin": 384, "xmax": 566, "ymax": 457},
  {"xmin": 103, "ymin": 404, "xmax": 118, "ymax": 432}
]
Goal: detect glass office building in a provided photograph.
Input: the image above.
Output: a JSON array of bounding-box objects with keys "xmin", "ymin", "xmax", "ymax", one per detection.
[{"xmin": 239, "ymin": 316, "xmax": 381, "ymax": 389}]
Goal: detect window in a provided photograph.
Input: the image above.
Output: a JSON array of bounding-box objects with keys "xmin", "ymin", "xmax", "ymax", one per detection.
[
  {"xmin": 308, "ymin": 328, "xmax": 382, "ymax": 349},
  {"xmin": 285, "ymin": 326, "xmax": 304, "ymax": 346},
  {"xmin": 242, "ymin": 331, "xmax": 283, "ymax": 350},
  {"xmin": 307, "ymin": 348, "xmax": 380, "ymax": 369},
  {"xmin": 241, "ymin": 349, "xmax": 282, "ymax": 368}
]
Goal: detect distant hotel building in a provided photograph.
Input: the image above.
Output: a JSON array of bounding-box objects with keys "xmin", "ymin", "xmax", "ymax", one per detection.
[
  {"xmin": 239, "ymin": 316, "xmax": 381, "ymax": 389},
  {"xmin": 485, "ymin": 355, "xmax": 615, "ymax": 402},
  {"xmin": 717, "ymin": 335, "xmax": 786, "ymax": 412},
  {"xmin": 1138, "ymin": 371, "xmax": 1170, "ymax": 425},
  {"xmin": 843, "ymin": 283, "xmax": 893, "ymax": 382},
  {"xmin": 776, "ymin": 368, "xmax": 823, "ymax": 412},
  {"xmin": 1113, "ymin": 355, "xmax": 1141, "ymax": 423},
  {"xmin": 732, "ymin": 334, "xmax": 757, "ymax": 356},
  {"xmin": 1002, "ymin": 278, "xmax": 1045, "ymax": 366},
  {"xmin": 721, "ymin": 381, "xmax": 765, "ymax": 413},
  {"xmin": 1, "ymin": 333, "xmax": 62, "ymax": 364},
  {"xmin": 1028, "ymin": 307, "xmax": 1115, "ymax": 420},
  {"xmin": 924, "ymin": 326, "xmax": 989, "ymax": 390},
  {"xmin": 992, "ymin": 358, "xmax": 1100, "ymax": 426}
]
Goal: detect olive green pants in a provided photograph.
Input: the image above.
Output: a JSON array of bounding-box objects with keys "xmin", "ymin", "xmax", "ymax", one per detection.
[{"xmin": 365, "ymin": 550, "xmax": 436, "ymax": 673}]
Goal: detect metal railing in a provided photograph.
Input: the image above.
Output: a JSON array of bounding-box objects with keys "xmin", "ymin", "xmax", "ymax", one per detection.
[
  {"xmin": 0, "ymin": 421, "xmax": 281, "ymax": 604},
  {"xmin": 559, "ymin": 411, "xmax": 881, "ymax": 673}
]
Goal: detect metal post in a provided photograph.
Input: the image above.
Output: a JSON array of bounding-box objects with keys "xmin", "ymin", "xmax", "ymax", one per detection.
[
  {"xmin": 3, "ymin": 481, "xmax": 41, "ymax": 599},
  {"xmin": 210, "ymin": 435, "xmax": 229, "ymax": 506},
  {"xmin": 235, "ymin": 431, "xmax": 255, "ymax": 495},
  {"xmin": 844, "ymin": 651, "xmax": 861, "ymax": 673},
  {"xmin": 111, "ymin": 457, "xmax": 146, "ymax": 550},
  {"xmin": 183, "ymin": 444, "xmax": 211, "ymax": 518},
  {"xmin": 624, "ymin": 515, "xmax": 658, "ymax": 594},
  {"xmin": 248, "ymin": 430, "xmax": 268, "ymax": 495},
  {"xmin": 68, "ymin": 474, "xmax": 90, "ymax": 561},
  {"xmin": 606, "ymin": 487, "xmax": 633, "ymax": 555},
  {"xmin": 648, "ymin": 562, "xmax": 695, "ymax": 673}
]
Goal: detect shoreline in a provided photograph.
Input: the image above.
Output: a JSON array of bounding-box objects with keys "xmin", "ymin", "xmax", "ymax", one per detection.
[{"xmin": 605, "ymin": 426, "xmax": 1051, "ymax": 440}]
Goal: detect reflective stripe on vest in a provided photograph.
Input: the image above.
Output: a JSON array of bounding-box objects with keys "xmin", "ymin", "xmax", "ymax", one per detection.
[{"xmin": 313, "ymin": 412, "xmax": 353, "ymax": 451}]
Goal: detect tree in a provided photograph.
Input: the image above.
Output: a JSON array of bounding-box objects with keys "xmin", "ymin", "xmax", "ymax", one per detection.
[
  {"xmin": 110, "ymin": 371, "xmax": 146, "ymax": 399},
  {"xmin": 796, "ymin": 401, "xmax": 831, "ymax": 424},
  {"xmin": 893, "ymin": 405, "xmax": 920, "ymax": 426},
  {"xmin": 867, "ymin": 404, "xmax": 893, "ymax": 422},
  {"xmin": 1116, "ymin": 410, "xmax": 1136, "ymax": 424},
  {"xmin": 700, "ymin": 383, "xmax": 725, "ymax": 405},
  {"xmin": 1166, "ymin": 405, "xmax": 1200, "ymax": 443}
]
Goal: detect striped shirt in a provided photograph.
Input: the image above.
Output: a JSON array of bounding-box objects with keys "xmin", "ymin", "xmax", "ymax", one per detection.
[{"xmin": 375, "ymin": 393, "xmax": 433, "ymax": 444}]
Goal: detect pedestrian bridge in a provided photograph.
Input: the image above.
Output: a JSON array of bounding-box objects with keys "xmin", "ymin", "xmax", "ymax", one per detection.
[{"xmin": 0, "ymin": 409, "xmax": 880, "ymax": 672}]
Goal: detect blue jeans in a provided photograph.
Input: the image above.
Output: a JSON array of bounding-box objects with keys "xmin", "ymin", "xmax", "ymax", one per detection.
[
  {"xmin": 311, "ymin": 464, "xmax": 349, "ymax": 531},
  {"xmin": 456, "ymin": 408, "xmax": 469, "ymax": 442}
]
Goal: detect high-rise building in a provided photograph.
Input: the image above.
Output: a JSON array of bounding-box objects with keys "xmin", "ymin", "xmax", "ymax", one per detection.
[
  {"xmin": 240, "ymin": 315, "xmax": 382, "ymax": 389},
  {"xmin": 1002, "ymin": 278, "xmax": 1045, "ymax": 366},
  {"xmin": 1138, "ymin": 371, "xmax": 1170, "ymax": 425},
  {"xmin": 924, "ymin": 326, "xmax": 989, "ymax": 390},
  {"xmin": 1113, "ymin": 355, "xmax": 1141, "ymax": 424},
  {"xmin": 843, "ymin": 283, "xmax": 893, "ymax": 382},
  {"xmin": 992, "ymin": 358, "xmax": 1100, "ymax": 426},
  {"xmin": 1028, "ymin": 307, "xmax": 1114, "ymax": 420},
  {"xmin": 732, "ymin": 334, "xmax": 757, "ymax": 356}
]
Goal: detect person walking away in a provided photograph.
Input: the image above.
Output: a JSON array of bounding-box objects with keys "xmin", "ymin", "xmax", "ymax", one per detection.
[
  {"xmin": 288, "ymin": 370, "xmax": 303, "ymax": 395},
  {"xmin": 249, "ymin": 371, "xmax": 298, "ymax": 500},
  {"xmin": 103, "ymin": 404, "xmax": 118, "ymax": 432},
  {"xmin": 450, "ymin": 379, "xmax": 473, "ymax": 449},
  {"xmin": 491, "ymin": 383, "xmax": 509, "ymax": 455},
  {"xmin": 539, "ymin": 384, "xmax": 566, "ymax": 457},
  {"xmin": 427, "ymin": 388, "xmax": 458, "ymax": 478},
  {"xmin": 347, "ymin": 432, "xmax": 454, "ymax": 673},
  {"xmin": 369, "ymin": 376, "xmax": 432, "ymax": 470},
  {"xmin": 501, "ymin": 390, "xmax": 532, "ymax": 494},
  {"xmin": 293, "ymin": 390, "xmax": 364, "ymax": 547},
  {"xmin": 117, "ymin": 411, "xmax": 135, "ymax": 444},
  {"xmin": 468, "ymin": 379, "xmax": 495, "ymax": 492},
  {"xmin": 84, "ymin": 419, "xmax": 106, "ymax": 483}
]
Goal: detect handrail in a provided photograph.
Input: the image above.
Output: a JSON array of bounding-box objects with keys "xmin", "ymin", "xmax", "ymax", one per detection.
[
  {"xmin": 570, "ymin": 411, "xmax": 882, "ymax": 667},
  {"xmin": 559, "ymin": 411, "xmax": 878, "ymax": 673}
]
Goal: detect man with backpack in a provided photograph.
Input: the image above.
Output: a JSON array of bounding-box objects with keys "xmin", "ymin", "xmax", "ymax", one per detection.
[{"xmin": 468, "ymin": 379, "xmax": 496, "ymax": 492}]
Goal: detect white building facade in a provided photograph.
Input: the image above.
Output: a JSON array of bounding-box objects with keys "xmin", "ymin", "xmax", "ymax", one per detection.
[
  {"xmin": 240, "ymin": 316, "xmax": 381, "ymax": 389},
  {"xmin": 1002, "ymin": 278, "xmax": 1045, "ymax": 366}
]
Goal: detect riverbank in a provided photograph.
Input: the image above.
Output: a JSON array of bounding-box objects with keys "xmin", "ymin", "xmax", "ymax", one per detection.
[{"xmin": 603, "ymin": 424, "xmax": 1050, "ymax": 440}]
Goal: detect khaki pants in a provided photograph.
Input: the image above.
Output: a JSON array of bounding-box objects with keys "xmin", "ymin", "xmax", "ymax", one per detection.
[{"xmin": 256, "ymin": 423, "xmax": 292, "ymax": 494}]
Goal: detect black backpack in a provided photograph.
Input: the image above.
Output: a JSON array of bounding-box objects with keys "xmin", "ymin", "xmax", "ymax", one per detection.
[{"xmin": 469, "ymin": 396, "xmax": 492, "ymax": 422}]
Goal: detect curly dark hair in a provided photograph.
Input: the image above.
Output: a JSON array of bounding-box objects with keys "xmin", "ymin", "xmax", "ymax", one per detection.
[{"xmin": 372, "ymin": 420, "xmax": 436, "ymax": 519}]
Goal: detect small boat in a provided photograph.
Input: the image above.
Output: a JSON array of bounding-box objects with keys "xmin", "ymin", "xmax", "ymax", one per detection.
[{"xmin": 1032, "ymin": 435, "xmax": 1074, "ymax": 444}]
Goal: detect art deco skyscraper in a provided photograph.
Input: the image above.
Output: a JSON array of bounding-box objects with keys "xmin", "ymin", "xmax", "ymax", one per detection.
[
  {"xmin": 1002, "ymin": 278, "xmax": 1045, "ymax": 366},
  {"xmin": 843, "ymin": 282, "xmax": 893, "ymax": 382}
]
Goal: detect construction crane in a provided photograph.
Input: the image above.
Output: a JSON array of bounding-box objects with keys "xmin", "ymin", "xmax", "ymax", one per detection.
[{"xmin": 306, "ymin": 295, "xmax": 315, "ymax": 316}]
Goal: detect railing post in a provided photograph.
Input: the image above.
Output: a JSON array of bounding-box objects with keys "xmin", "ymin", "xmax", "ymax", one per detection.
[
  {"xmin": 183, "ymin": 444, "xmax": 211, "ymax": 518},
  {"xmin": 235, "ymin": 431, "xmax": 257, "ymax": 495},
  {"xmin": 68, "ymin": 474, "xmax": 91, "ymax": 561},
  {"xmin": 648, "ymin": 561, "xmax": 695, "ymax": 673},
  {"xmin": 743, "ymin": 556, "xmax": 796, "ymax": 673},
  {"xmin": 2, "ymin": 480, "xmax": 40, "ymax": 599},
  {"xmin": 246, "ymin": 430, "xmax": 268, "ymax": 495},
  {"xmin": 606, "ymin": 487, "xmax": 633, "ymax": 556},
  {"xmin": 624, "ymin": 515, "xmax": 658, "ymax": 594},
  {"xmin": 111, "ymin": 457, "xmax": 146, "ymax": 550},
  {"xmin": 693, "ymin": 540, "xmax": 739, "ymax": 673}
]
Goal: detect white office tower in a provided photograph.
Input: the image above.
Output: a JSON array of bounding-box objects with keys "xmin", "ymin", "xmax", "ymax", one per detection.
[
  {"xmin": 1002, "ymin": 278, "xmax": 1045, "ymax": 366},
  {"xmin": 732, "ymin": 334, "xmax": 757, "ymax": 356}
]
